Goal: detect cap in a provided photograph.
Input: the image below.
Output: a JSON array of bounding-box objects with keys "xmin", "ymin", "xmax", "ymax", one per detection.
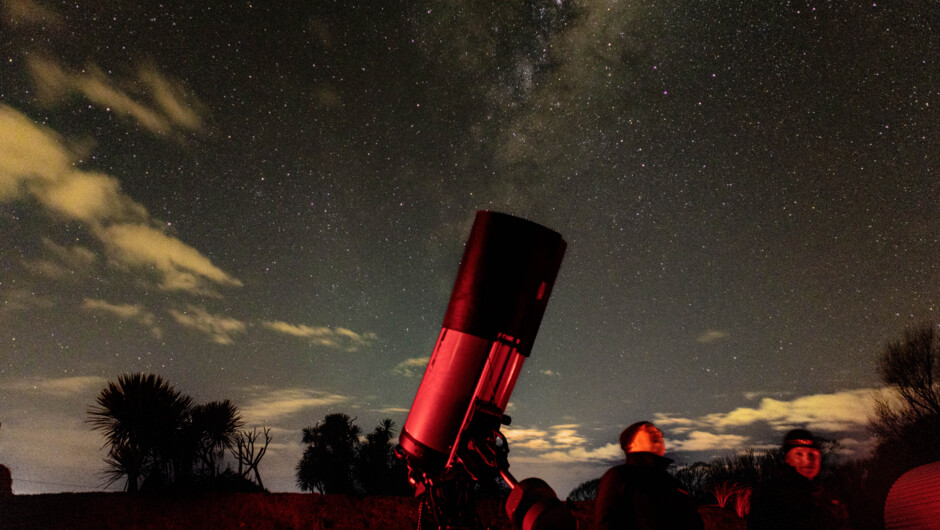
[{"xmin": 782, "ymin": 429, "xmax": 820, "ymax": 454}]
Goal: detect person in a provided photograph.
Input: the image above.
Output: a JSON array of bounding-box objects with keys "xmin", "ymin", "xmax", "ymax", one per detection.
[
  {"xmin": 748, "ymin": 429, "xmax": 850, "ymax": 529},
  {"xmin": 595, "ymin": 421, "xmax": 704, "ymax": 530}
]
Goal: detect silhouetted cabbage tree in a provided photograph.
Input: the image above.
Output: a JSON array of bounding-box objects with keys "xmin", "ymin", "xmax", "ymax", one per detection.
[
  {"xmin": 297, "ymin": 413, "xmax": 362, "ymax": 494},
  {"xmin": 88, "ymin": 373, "xmax": 194, "ymax": 492},
  {"xmin": 356, "ymin": 419, "xmax": 410, "ymax": 496},
  {"xmin": 88, "ymin": 373, "xmax": 262, "ymax": 493},
  {"xmin": 192, "ymin": 400, "xmax": 244, "ymax": 475},
  {"xmin": 296, "ymin": 414, "xmax": 410, "ymax": 495}
]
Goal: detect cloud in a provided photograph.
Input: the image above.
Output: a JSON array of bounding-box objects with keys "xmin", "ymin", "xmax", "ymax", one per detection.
[
  {"xmin": 666, "ymin": 431, "xmax": 750, "ymax": 452},
  {"xmin": 373, "ymin": 406, "xmax": 410, "ymax": 414},
  {"xmin": 392, "ymin": 357, "xmax": 429, "ymax": 377},
  {"xmin": 1, "ymin": 411, "xmax": 110, "ymax": 493},
  {"xmin": 0, "ymin": 105, "xmax": 73, "ymax": 199},
  {"xmin": 103, "ymin": 223, "xmax": 242, "ymax": 294},
  {"xmin": 6, "ymin": 375, "xmax": 108, "ymax": 398},
  {"xmin": 169, "ymin": 305, "xmax": 247, "ymax": 345},
  {"xmin": 697, "ymin": 330, "xmax": 729, "ymax": 344},
  {"xmin": 27, "ymin": 57, "xmax": 202, "ymax": 136},
  {"xmin": 22, "ymin": 238, "xmax": 99, "ymax": 280},
  {"xmin": 239, "ymin": 387, "xmax": 349, "ymax": 424},
  {"xmin": 138, "ymin": 65, "xmax": 203, "ymax": 131},
  {"xmin": 503, "ymin": 424, "xmax": 620, "ymax": 464},
  {"xmin": 0, "ymin": 105, "xmax": 241, "ymax": 296},
  {"xmin": 743, "ymin": 390, "xmax": 793, "ymax": 401},
  {"xmin": 3, "ymin": 0, "xmax": 63, "ymax": 27},
  {"xmin": 81, "ymin": 298, "xmax": 162, "ymax": 338},
  {"xmin": 700, "ymin": 389, "xmax": 874, "ymax": 432},
  {"xmin": 0, "ymin": 288, "xmax": 55, "ymax": 318},
  {"xmin": 263, "ymin": 320, "xmax": 377, "ymax": 352},
  {"xmin": 503, "ymin": 390, "xmax": 877, "ymax": 468},
  {"xmin": 645, "ymin": 389, "xmax": 878, "ymax": 458}
]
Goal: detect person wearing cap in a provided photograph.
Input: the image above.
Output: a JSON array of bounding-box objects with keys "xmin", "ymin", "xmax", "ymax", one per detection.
[
  {"xmin": 595, "ymin": 421, "xmax": 704, "ymax": 530},
  {"xmin": 747, "ymin": 429, "xmax": 849, "ymax": 529}
]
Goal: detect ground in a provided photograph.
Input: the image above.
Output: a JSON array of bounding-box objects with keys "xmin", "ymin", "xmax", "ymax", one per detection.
[{"xmin": 0, "ymin": 492, "xmax": 743, "ymax": 529}]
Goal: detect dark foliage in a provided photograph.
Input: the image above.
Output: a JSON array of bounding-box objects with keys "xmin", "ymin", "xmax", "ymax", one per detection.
[
  {"xmin": 847, "ymin": 322, "xmax": 940, "ymax": 530},
  {"xmin": 297, "ymin": 413, "xmax": 362, "ymax": 494},
  {"xmin": 192, "ymin": 400, "xmax": 244, "ymax": 475},
  {"xmin": 297, "ymin": 414, "xmax": 410, "ymax": 496},
  {"xmin": 356, "ymin": 419, "xmax": 411, "ymax": 496},
  {"xmin": 566, "ymin": 477, "xmax": 600, "ymax": 501},
  {"xmin": 88, "ymin": 373, "xmax": 194, "ymax": 493},
  {"xmin": 88, "ymin": 373, "xmax": 265, "ymax": 494}
]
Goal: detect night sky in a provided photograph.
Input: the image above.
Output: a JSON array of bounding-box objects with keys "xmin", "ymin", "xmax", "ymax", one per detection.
[{"xmin": 1, "ymin": 0, "xmax": 937, "ymax": 497}]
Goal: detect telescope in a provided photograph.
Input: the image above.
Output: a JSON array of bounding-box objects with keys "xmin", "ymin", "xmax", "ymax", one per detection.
[{"xmin": 397, "ymin": 211, "xmax": 576, "ymax": 530}]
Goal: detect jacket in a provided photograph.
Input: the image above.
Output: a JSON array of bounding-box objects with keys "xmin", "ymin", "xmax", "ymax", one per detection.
[
  {"xmin": 748, "ymin": 464, "xmax": 849, "ymax": 530},
  {"xmin": 595, "ymin": 452, "xmax": 704, "ymax": 530}
]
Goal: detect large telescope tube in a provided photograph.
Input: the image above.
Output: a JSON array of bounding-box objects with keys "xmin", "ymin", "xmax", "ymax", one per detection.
[{"xmin": 399, "ymin": 211, "xmax": 566, "ymax": 479}]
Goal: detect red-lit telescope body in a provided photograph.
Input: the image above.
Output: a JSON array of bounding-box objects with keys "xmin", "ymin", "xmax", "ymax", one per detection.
[{"xmin": 399, "ymin": 211, "xmax": 566, "ymax": 478}]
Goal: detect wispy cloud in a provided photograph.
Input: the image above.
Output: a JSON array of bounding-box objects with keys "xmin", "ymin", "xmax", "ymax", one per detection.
[
  {"xmin": 169, "ymin": 305, "xmax": 247, "ymax": 345},
  {"xmin": 3, "ymin": 0, "xmax": 63, "ymax": 27},
  {"xmin": 649, "ymin": 389, "xmax": 877, "ymax": 457},
  {"xmin": 239, "ymin": 387, "xmax": 349, "ymax": 424},
  {"xmin": 103, "ymin": 223, "xmax": 242, "ymax": 294},
  {"xmin": 27, "ymin": 57, "xmax": 202, "ymax": 136},
  {"xmin": 697, "ymin": 330, "xmax": 729, "ymax": 344},
  {"xmin": 504, "ymin": 424, "xmax": 622, "ymax": 464},
  {"xmin": 392, "ymin": 357, "xmax": 429, "ymax": 377},
  {"xmin": 138, "ymin": 64, "xmax": 203, "ymax": 131},
  {"xmin": 81, "ymin": 298, "xmax": 162, "ymax": 338},
  {"xmin": 7, "ymin": 375, "xmax": 108, "ymax": 398},
  {"xmin": 743, "ymin": 390, "xmax": 793, "ymax": 401},
  {"xmin": 372, "ymin": 406, "xmax": 410, "ymax": 414},
  {"xmin": 666, "ymin": 431, "xmax": 750, "ymax": 452},
  {"xmin": 505, "ymin": 389, "xmax": 879, "ymax": 469},
  {"xmin": 21, "ymin": 238, "xmax": 96, "ymax": 280},
  {"xmin": 263, "ymin": 320, "xmax": 377, "ymax": 352},
  {"xmin": 0, "ymin": 105, "xmax": 241, "ymax": 296},
  {"xmin": 699, "ymin": 389, "xmax": 874, "ymax": 432}
]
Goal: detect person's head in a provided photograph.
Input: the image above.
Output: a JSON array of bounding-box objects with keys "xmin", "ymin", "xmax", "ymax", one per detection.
[
  {"xmin": 782, "ymin": 429, "xmax": 821, "ymax": 480},
  {"xmin": 619, "ymin": 421, "xmax": 666, "ymax": 456}
]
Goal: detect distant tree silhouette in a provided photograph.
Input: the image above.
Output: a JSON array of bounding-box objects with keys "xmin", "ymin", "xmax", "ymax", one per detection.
[
  {"xmin": 566, "ymin": 477, "xmax": 600, "ymax": 501},
  {"xmin": 89, "ymin": 373, "xmax": 263, "ymax": 494},
  {"xmin": 355, "ymin": 419, "xmax": 410, "ymax": 496},
  {"xmin": 296, "ymin": 413, "xmax": 362, "ymax": 494},
  {"xmin": 296, "ymin": 415, "xmax": 411, "ymax": 496},
  {"xmin": 871, "ymin": 321, "xmax": 940, "ymax": 451},
  {"xmin": 192, "ymin": 400, "xmax": 244, "ymax": 476},
  {"xmin": 0, "ymin": 464, "xmax": 12, "ymax": 496},
  {"xmin": 848, "ymin": 321, "xmax": 940, "ymax": 529},
  {"xmin": 101, "ymin": 440, "xmax": 147, "ymax": 494},
  {"xmin": 236, "ymin": 426, "xmax": 272, "ymax": 489},
  {"xmin": 88, "ymin": 373, "xmax": 194, "ymax": 493}
]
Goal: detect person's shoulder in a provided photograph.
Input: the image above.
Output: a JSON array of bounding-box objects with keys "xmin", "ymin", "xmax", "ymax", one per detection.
[{"xmin": 600, "ymin": 463, "xmax": 628, "ymax": 479}]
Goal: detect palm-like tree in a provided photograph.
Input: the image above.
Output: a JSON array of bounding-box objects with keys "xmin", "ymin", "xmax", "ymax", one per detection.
[
  {"xmin": 88, "ymin": 373, "xmax": 193, "ymax": 492},
  {"xmin": 192, "ymin": 400, "xmax": 244, "ymax": 475},
  {"xmin": 356, "ymin": 418, "xmax": 410, "ymax": 495},
  {"xmin": 296, "ymin": 413, "xmax": 362, "ymax": 494}
]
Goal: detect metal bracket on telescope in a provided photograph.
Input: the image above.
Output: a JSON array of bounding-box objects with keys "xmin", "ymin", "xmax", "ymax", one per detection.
[{"xmin": 448, "ymin": 399, "xmax": 511, "ymax": 483}]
